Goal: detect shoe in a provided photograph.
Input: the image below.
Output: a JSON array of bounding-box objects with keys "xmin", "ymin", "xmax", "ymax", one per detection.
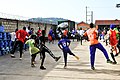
[
  {"xmin": 19, "ymin": 58, "xmax": 22, "ymax": 60},
  {"xmin": 40, "ymin": 66, "xmax": 46, "ymax": 70},
  {"xmin": 115, "ymin": 53, "xmax": 119, "ymax": 57},
  {"xmin": 10, "ymin": 54, "xmax": 15, "ymax": 58},
  {"xmin": 107, "ymin": 59, "xmax": 112, "ymax": 63},
  {"xmin": 33, "ymin": 61, "xmax": 36, "ymax": 64},
  {"xmin": 75, "ymin": 55, "xmax": 79, "ymax": 60},
  {"xmin": 64, "ymin": 66, "xmax": 67, "ymax": 69},
  {"xmin": 91, "ymin": 66, "xmax": 95, "ymax": 70},
  {"xmin": 112, "ymin": 61, "xmax": 117, "ymax": 64},
  {"xmin": 31, "ymin": 64, "xmax": 36, "ymax": 67},
  {"xmin": 55, "ymin": 56, "xmax": 61, "ymax": 62}
]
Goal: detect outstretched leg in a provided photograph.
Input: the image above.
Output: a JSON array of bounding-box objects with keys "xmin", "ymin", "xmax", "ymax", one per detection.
[{"xmin": 43, "ymin": 45, "xmax": 61, "ymax": 61}]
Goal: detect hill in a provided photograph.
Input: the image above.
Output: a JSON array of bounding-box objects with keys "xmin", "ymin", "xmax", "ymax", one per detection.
[{"xmin": 28, "ymin": 17, "xmax": 68, "ymax": 25}]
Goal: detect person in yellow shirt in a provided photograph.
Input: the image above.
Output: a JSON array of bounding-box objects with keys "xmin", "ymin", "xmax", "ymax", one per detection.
[{"xmin": 84, "ymin": 23, "xmax": 112, "ymax": 70}]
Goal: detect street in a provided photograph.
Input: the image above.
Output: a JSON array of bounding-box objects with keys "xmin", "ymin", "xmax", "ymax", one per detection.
[{"xmin": 0, "ymin": 40, "xmax": 120, "ymax": 80}]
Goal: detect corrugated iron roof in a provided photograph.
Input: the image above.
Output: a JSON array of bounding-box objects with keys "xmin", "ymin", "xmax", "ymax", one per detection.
[{"xmin": 95, "ymin": 20, "xmax": 120, "ymax": 25}]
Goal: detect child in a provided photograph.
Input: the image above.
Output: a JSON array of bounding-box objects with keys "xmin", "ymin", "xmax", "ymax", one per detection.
[
  {"xmin": 58, "ymin": 35, "xmax": 79, "ymax": 69},
  {"xmin": 37, "ymin": 30, "xmax": 61, "ymax": 70},
  {"xmin": 25, "ymin": 35, "xmax": 41, "ymax": 67},
  {"xmin": 109, "ymin": 24, "xmax": 117, "ymax": 64}
]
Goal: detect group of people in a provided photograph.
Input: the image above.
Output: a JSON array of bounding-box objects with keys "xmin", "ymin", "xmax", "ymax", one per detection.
[
  {"xmin": 9, "ymin": 23, "xmax": 120, "ymax": 71},
  {"xmin": 10, "ymin": 26, "xmax": 61, "ymax": 70}
]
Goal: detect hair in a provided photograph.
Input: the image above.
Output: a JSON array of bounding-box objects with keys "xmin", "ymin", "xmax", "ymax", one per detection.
[
  {"xmin": 28, "ymin": 26, "xmax": 30, "ymax": 30},
  {"xmin": 30, "ymin": 34, "xmax": 36, "ymax": 39},
  {"xmin": 23, "ymin": 26, "xmax": 26, "ymax": 30},
  {"xmin": 90, "ymin": 23, "xmax": 94, "ymax": 28},
  {"xmin": 15, "ymin": 28, "xmax": 18, "ymax": 32}
]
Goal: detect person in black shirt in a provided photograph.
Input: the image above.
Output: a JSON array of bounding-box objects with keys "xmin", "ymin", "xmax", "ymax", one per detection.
[{"xmin": 36, "ymin": 30, "xmax": 61, "ymax": 70}]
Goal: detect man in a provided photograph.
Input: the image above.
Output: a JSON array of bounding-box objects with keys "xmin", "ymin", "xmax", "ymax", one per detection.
[
  {"xmin": 83, "ymin": 23, "xmax": 112, "ymax": 70},
  {"xmin": 10, "ymin": 27, "xmax": 29, "ymax": 60},
  {"xmin": 37, "ymin": 30, "xmax": 61, "ymax": 70}
]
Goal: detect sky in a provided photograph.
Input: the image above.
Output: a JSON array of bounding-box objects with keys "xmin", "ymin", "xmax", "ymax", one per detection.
[{"xmin": 0, "ymin": 0, "xmax": 120, "ymax": 23}]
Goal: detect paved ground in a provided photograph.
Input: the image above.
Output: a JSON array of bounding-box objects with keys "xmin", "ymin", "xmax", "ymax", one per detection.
[{"xmin": 0, "ymin": 40, "xmax": 120, "ymax": 80}]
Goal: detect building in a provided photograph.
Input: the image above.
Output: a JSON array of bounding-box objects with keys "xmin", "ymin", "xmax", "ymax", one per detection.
[
  {"xmin": 95, "ymin": 19, "xmax": 120, "ymax": 31},
  {"xmin": 77, "ymin": 21, "xmax": 90, "ymax": 30}
]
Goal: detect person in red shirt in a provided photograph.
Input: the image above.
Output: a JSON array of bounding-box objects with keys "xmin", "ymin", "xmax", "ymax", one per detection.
[
  {"xmin": 109, "ymin": 24, "xmax": 118, "ymax": 64},
  {"xmin": 10, "ymin": 26, "xmax": 29, "ymax": 59},
  {"xmin": 36, "ymin": 27, "xmax": 42, "ymax": 37}
]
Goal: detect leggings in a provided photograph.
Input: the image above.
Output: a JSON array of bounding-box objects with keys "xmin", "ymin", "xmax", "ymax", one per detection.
[{"xmin": 40, "ymin": 45, "xmax": 56, "ymax": 66}]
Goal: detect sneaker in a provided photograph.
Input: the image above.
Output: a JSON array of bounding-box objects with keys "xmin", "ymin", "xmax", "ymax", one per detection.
[
  {"xmin": 10, "ymin": 54, "xmax": 15, "ymax": 58},
  {"xmin": 115, "ymin": 53, "xmax": 119, "ymax": 57},
  {"xmin": 33, "ymin": 61, "xmax": 36, "ymax": 64},
  {"xmin": 40, "ymin": 66, "xmax": 46, "ymax": 70},
  {"xmin": 91, "ymin": 66, "xmax": 95, "ymax": 70},
  {"xmin": 75, "ymin": 55, "xmax": 79, "ymax": 60},
  {"xmin": 19, "ymin": 58, "xmax": 22, "ymax": 60},
  {"xmin": 55, "ymin": 56, "xmax": 61, "ymax": 62},
  {"xmin": 64, "ymin": 66, "xmax": 67, "ymax": 69},
  {"xmin": 31, "ymin": 64, "xmax": 36, "ymax": 67},
  {"xmin": 107, "ymin": 59, "xmax": 112, "ymax": 63},
  {"xmin": 112, "ymin": 61, "xmax": 117, "ymax": 64}
]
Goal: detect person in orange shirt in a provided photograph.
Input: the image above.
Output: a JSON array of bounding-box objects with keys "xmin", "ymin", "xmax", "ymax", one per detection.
[{"xmin": 84, "ymin": 23, "xmax": 112, "ymax": 70}]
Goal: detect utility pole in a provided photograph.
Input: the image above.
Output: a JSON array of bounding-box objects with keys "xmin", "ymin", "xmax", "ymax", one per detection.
[
  {"xmin": 86, "ymin": 6, "xmax": 93, "ymax": 23},
  {"xmin": 86, "ymin": 6, "xmax": 87, "ymax": 23},
  {"xmin": 91, "ymin": 11, "xmax": 93, "ymax": 23}
]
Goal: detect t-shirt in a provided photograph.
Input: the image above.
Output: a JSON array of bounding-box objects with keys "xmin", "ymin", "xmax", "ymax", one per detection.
[
  {"xmin": 25, "ymin": 39, "xmax": 40, "ymax": 55},
  {"xmin": 84, "ymin": 28, "xmax": 99, "ymax": 45},
  {"xmin": 58, "ymin": 39, "xmax": 71, "ymax": 53},
  {"xmin": 109, "ymin": 29, "xmax": 118, "ymax": 46},
  {"xmin": 16, "ymin": 30, "xmax": 29, "ymax": 43}
]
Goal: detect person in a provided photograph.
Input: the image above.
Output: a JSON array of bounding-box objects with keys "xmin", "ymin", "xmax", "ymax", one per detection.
[
  {"xmin": 36, "ymin": 27, "xmax": 42, "ymax": 37},
  {"xmin": 25, "ymin": 35, "xmax": 41, "ymax": 67},
  {"xmin": 114, "ymin": 25, "xmax": 120, "ymax": 56},
  {"xmin": 10, "ymin": 26, "xmax": 29, "ymax": 59},
  {"xmin": 108, "ymin": 24, "xmax": 117, "ymax": 64},
  {"xmin": 79, "ymin": 28, "xmax": 84, "ymax": 45},
  {"xmin": 37, "ymin": 30, "xmax": 61, "ymax": 70},
  {"xmin": 104, "ymin": 31, "xmax": 109, "ymax": 46},
  {"xmin": 83, "ymin": 23, "xmax": 112, "ymax": 70},
  {"xmin": 58, "ymin": 35, "xmax": 79, "ymax": 69},
  {"xmin": 71, "ymin": 28, "xmax": 77, "ymax": 41},
  {"xmin": 10, "ymin": 28, "xmax": 18, "ymax": 50}
]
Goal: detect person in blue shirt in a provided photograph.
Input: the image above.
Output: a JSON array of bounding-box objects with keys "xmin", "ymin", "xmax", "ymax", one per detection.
[{"xmin": 58, "ymin": 35, "xmax": 79, "ymax": 69}]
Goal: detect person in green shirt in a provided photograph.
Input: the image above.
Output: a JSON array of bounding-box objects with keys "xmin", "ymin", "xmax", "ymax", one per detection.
[{"xmin": 25, "ymin": 35, "xmax": 41, "ymax": 67}]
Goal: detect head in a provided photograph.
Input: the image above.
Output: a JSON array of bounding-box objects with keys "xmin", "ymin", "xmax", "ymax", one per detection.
[
  {"xmin": 15, "ymin": 28, "xmax": 18, "ymax": 32},
  {"xmin": 23, "ymin": 26, "xmax": 26, "ymax": 31},
  {"xmin": 61, "ymin": 35, "xmax": 66, "ymax": 39},
  {"xmin": 28, "ymin": 26, "xmax": 30, "ymax": 30},
  {"xmin": 90, "ymin": 23, "xmax": 94, "ymax": 28},
  {"xmin": 110, "ymin": 24, "xmax": 115, "ymax": 30},
  {"xmin": 30, "ymin": 35, "xmax": 36, "ymax": 39}
]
